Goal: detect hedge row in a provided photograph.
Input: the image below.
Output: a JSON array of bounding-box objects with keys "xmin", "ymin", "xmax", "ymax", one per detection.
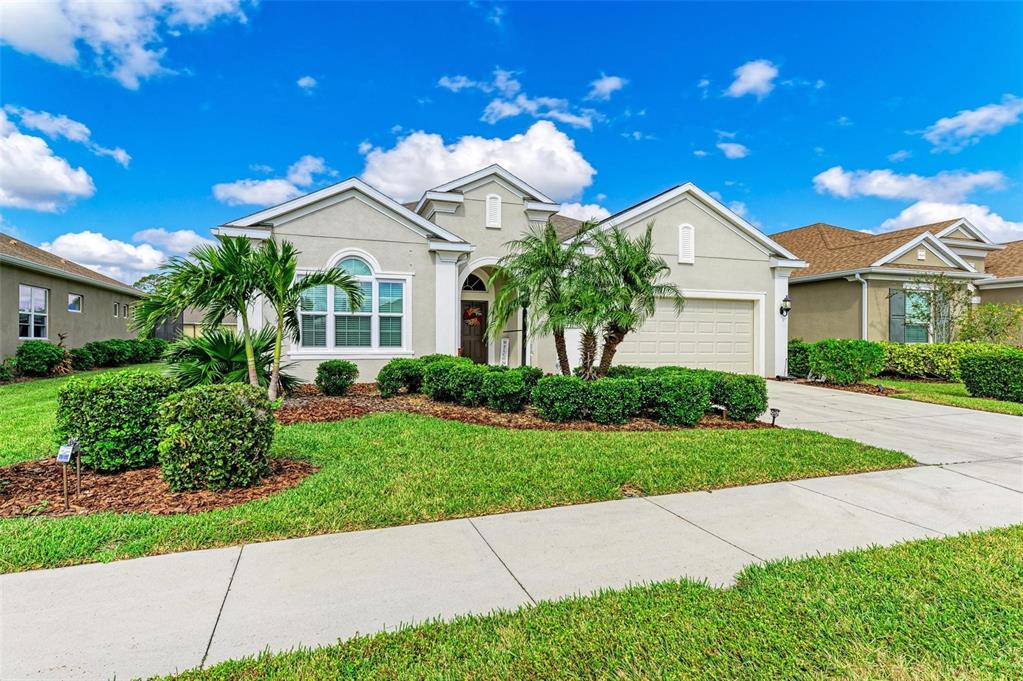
[
  {"xmin": 375, "ymin": 355, "xmax": 543, "ymax": 411},
  {"xmin": 960, "ymin": 349, "xmax": 1023, "ymax": 403},
  {"xmin": 7, "ymin": 337, "xmax": 168, "ymax": 379}
]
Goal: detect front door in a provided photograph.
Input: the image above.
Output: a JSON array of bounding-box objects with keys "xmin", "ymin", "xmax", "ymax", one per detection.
[{"xmin": 461, "ymin": 301, "xmax": 488, "ymax": 364}]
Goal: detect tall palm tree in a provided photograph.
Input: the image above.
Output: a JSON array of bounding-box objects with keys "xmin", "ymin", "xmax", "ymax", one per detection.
[
  {"xmin": 564, "ymin": 256, "xmax": 609, "ymax": 379},
  {"xmin": 487, "ymin": 221, "xmax": 590, "ymax": 375},
  {"xmin": 135, "ymin": 236, "xmax": 263, "ymax": 387},
  {"xmin": 255, "ymin": 240, "xmax": 363, "ymax": 399},
  {"xmin": 591, "ymin": 223, "xmax": 685, "ymax": 376}
]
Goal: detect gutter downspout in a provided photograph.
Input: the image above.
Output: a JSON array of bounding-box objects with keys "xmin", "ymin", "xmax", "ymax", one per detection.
[{"xmin": 852, "ymin": 273, "xmax": 868, "ymax": 340}]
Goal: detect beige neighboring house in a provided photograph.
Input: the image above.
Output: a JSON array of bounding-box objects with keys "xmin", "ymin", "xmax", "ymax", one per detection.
[
  {"xmin": 1, "ymin": 232, "xmax": 143, "ymax": 360},
  {"xmin": 182, "ymin": 307, "xmax": 237, "ymax": 337},
  {"xmin": 213, "ymin": 164, "xmax": 805, "ymax": 381},
  {"xmin": 976, "ymin": 240, "xmax": 1023, "ymax": 305},
  {"xmin": 773, "ymin": 219, "xmax": 1008, "ymax": 343}
]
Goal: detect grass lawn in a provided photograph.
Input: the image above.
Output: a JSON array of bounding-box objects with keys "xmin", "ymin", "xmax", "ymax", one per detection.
[
  {"xmin": 174, "ymin": 526, "xmax": 1023, "ymax": 680},
  {"xmin": 878, "ymin": 378, "xmax": 1023, "ymax": 416},
  {"xmin": 0, "ymin": 363, "xmax": 165, "ymax": 467}
]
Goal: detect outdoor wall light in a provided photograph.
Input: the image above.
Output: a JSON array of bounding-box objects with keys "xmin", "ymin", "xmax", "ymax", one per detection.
[
  {"xmin": 779, "ymin": 295, "xmax": 792, "ymax": 317},
  {"xmin": 769, "ymin": 408, "xmax": 780, "ymax": 426}
]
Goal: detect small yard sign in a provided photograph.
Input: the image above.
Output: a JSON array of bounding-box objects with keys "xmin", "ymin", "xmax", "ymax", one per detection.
[
  {"xmin": 499, "ymin": 338, "xmax": 509, "ymax": 366},
  {"xmin": 56, "ymin": 445, "xmax": 74, "ymax": 463}
]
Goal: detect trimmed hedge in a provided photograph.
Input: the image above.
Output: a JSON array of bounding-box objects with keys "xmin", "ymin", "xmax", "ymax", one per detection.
[
  {"xmin": 315, "ymin": 359, "xmax": 359, "ymax": 396},
  {"xmin": 787, "ymin": 339, "xmax": 811, "ymax": 378},
  {"xmin": 422, "ymin": 357, "xmax": 473, "ymax": 402},
  {"xmin": 532, "ymin": 375, "xmax": 589, "ymax": 422},
  {"xmin": 482, "ymin": 370, "xmax": 530, "ymax": 412},
  {"xmin": 15, "ymin": 340, "xmax": 66, "ymax": 376},
  {"xmin": 588, "ymin": 378, "xmax": 641, "ymax": 424},
  {"xmin": 808, "ymin": 339, "xmax": 885, "ymax": 385},
  {"xmin": 641, "ymin": 372, "xmax": 712, "ymax": 426},
  {"xmin": 0, "ymin": 359, "xmax": 14, "ymax": 383},
  {"xmin": 961, "ymin": 349, "xmax": 1023, "ymax": 403},
  {"xmin": 712, "ymin": 373, "xmax": 768, "ymax": 422},
  {"xmin": 605, "ymin": 365, "xmax": 653, "ymax": 380},
  {"xmin": 158, "ymin": 383, "xmax": 274, "ymax": 491},
  {"xmin": 516, "ymin": 365, "xmax": 544, "ymax": 391},
  {"xmin": 879, "ymin": 341, "xmax": 1005, "ymax": 382},
  {"xmin": 376, "ymin": 358, "xmax": 424, "ymax": 398},
  {"xmin": 69, "ymin": 346, "xmax": 97, "ymax": 371},
  {"xmin": 56, "ymin": 370, "xmax": 179, "ymax": 471},
  {"xmin": 447, "ymin": 363, "xmax": 493, "ymax": 407}
]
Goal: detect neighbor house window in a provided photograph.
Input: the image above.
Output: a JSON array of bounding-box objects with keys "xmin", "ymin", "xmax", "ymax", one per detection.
[
  {"xmin": 905, "ymin": 291, "xmax": 929, "ymax": 343},
  {"xmin": 298, "ymin": 256, "xmax": 407, "ymax": 351},
  {"xmin": 18, "ymin": 285, "xmax": 48, "ymax": 339},
  {"xmin": 122, "ymin": 303, "xmax": 129, "ymax": 318},
  {"xmin": 67, "ymin": 293, "xmax": 83, "ymax": 313},
  {"xmin": 113, "ymin": 302, "xmax": 119, "ymax": 317},
  {"xmin": 485, "ymin": 194, "xmax": 501, "ymax": 228},
  {"xmin": 678, "ymin": 224, "xmax": 695, "ymax": 264}
]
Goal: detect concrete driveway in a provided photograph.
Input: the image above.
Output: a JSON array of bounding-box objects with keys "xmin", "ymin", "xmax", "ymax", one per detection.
[{"xmin": 764, "ymin": 380, "xmax": 1022, "ymax": 465}]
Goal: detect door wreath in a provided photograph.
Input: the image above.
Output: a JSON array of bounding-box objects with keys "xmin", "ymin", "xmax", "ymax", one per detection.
[{"xmin": 463, "ymin": 305, "xmax": 485, "ymax": 327}]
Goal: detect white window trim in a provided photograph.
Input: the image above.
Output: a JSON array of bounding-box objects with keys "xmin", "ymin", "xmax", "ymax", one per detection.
[
  {"xmin": 485, "ymin": 193, "xmax": 502, "ymax": 229},
  {"xmin": 67, "ymin": 292, "xmax": 83, "ymax": 313},
  {"xmin": 113, "ymin": 302, "xmax": 119, "ymax": 318},
  {"xmin": 18, "ymin": 284, "xmax": 48, "ymax": 340},
  {"xmin": 678, "ymin": 223, "xmax": 695, "ymax": 264}
]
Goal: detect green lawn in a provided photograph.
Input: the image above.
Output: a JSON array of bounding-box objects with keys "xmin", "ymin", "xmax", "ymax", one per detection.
[
  {"xmin": 878, "ymin": 378, "xmax": 1023, "ymax": 416},
  {"xmin": 0, "ymin": 363, "xmax": 165, "ymax": 467},
  {"xmin": 173, "ymin": 526, "xmax": 1023, "ymax": 680}
]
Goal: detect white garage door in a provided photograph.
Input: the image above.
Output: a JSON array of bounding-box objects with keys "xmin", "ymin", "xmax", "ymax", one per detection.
[{"xmin": 614, "ymin": 298, "xmax": 755, "ymax": 373}]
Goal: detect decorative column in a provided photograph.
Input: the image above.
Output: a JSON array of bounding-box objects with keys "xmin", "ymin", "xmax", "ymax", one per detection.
[
  {"xmin": 432, "ymin": 249, "xmax": 464, "ymax": 355},
  {"xmin": 772, "ymin": 267, "xmax": 792, "ymax": 378}
]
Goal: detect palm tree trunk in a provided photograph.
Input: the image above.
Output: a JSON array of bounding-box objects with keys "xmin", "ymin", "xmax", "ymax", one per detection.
[
  {"xmin": 268, "ymin": 312, "xmax": 284, "ymax": 400},
  {"xmin": 553, "ymin": 328, "xmax": 571, "ymax": 376},
  {"xmin": 238, "ymin": 307, "xmax": 260, "ymax": 387},
  {"xmin": 579, "ymin": 328, "xmax": 598, "ymax": 380},
  {"xmin": 596, "ymin": 326, "xmax": 627, "ymax": 377}
]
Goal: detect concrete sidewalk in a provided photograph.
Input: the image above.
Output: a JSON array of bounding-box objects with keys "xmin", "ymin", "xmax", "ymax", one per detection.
[
  {"xmin": 3, "ymin": 457, "xmax": 1020, "ymax": 680},
  {"xmin": 763, "ymin": 381, "xmax": 1023, "ymax": 465}
]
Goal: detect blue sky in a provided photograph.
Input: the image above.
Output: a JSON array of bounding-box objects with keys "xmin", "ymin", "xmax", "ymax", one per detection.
[{"xmin": 1, "ymin": 1, "xmax": 1021, "ymax": 283}]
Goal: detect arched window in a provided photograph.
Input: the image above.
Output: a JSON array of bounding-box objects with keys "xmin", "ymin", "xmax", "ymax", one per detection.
[
  {"xmin": 299, "ymin": 255, "xmax": 406, "ymax": 351},
  {"xmin": 678, "ymin": 223, "xmax": 695, "ymax": 264},
  {"xmin": 462, "ymin": 273, "xmax": 487, "ymax": 291},
  {"xmin": 485, "ymin": 194, "xmax": 501, "ymax": 228}
]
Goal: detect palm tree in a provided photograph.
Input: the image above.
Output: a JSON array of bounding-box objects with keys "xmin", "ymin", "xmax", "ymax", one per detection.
[
  {"xmin": 136, "ymin": 236, "xmax": 263, "ymax": 387},
  {"xmin": 255, "ymin": 240, "xmax": 363, "ymax": 399},
  {"xmin": 564, "ymin": 256, "xmax": 609, "ymax": 379},
  {"xmin": 487, "ymin": 221, "xmax": 590, "ymax": 375},
  {"xmin": 591, "ymin": 223, "xmax": 684, "ymax": 377},
  {"xmin": 163, "ymin": 326, "xmax": 301, "ymax": 392}
]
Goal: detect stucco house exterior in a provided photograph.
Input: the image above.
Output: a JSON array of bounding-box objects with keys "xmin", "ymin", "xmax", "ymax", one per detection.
[
  {"xmin": 773, "ymin": 219, "xmax": 1013, "ymax": 343},
  {"xmin": 976, "ymin": 240, "xmax": 1023, "ymax": 305},
  {"xmin": 1, "ymin": 233, "xmax": 143, "ymax": 360},
  {"xmin": 213, "ymin": 165, "xmax": 805, "ymax": 381}
]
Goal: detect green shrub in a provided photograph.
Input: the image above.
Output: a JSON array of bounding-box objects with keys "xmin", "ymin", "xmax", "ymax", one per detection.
[
  {"xmin": 532, "ymin": 375, "xmax": 589, "ymax": 422},
  {"xmin": 713, "ymin": 373, "xmax": 768, "ymax": 422},
  {"xmin": 103, "ymin": 339, "xmax": 133, "ymax": 366},
  {"xmin": 808, "ymin": 339, "xmax": 885, "ymax": 385},
  {"xmin": 605, "ymin": 365, "xmax": 653, "ymax": 379},
  {"xmin": 164, "ymin": 327, "xmax": 299, "ymax": 392},
  {"xmin": 14, "ymin": 340, "xmax": 65, "ymax": 376},
  {"xmin": 56, "ymin": 370, "xmax": 178, "ymax": 471},
  {"xmin": 645, "ymin": 373, "xmax": 712, "ymax": 427},
  {"xmin": 879, "ymin": 341, "xmax": 1004, "ymax": 381},
  {"xmin": 447, "ymin": 363, "xmax": 492, "ymax": 406},
  {"xmin": 515, "ymin": 365, "xmax": 544, "ymax": 392},
  {"xmin": 418, "ymin": 353, "xmax": 461, "ymax": 367},
  {"xmin": 588, "ymin": 378, "xmax": 641, "ymax": 424},
  {"xmin": 960, "ymin": 349, "xmax": 1023, "ymax": 403},
  {"xmin": 481, "ymin": 370, "xmax": 530, "ymax": 412},
  {"xmin": 787, "ymin": 339, "xmax": 811, "ymax": 378},
  {"xmin": 0, "ymin": 359, "xmax": 14, "ymax": 383},
  {"xmin": 158, "ymin": 383, "xmax": 274, "ymax": 491},
  {"xmin": 422, "ymin": 357, "xmax": 472, "ymax": 401},
  {"xmin": 82, "ymin": 340, "xmax": 112, "ymax": 367},
  {"xmin": 142, "ymin": 337, "xmax": 169, "ymax": 362},
  {"xmin": 69, "ymin": 346, "xmax": 96, "ymax": 371},
  {"xmin": 376, "ymin": 358, "xmax": 424, "ymax": 398},
  {"xmin": 315, "ymin": 359, "xmax": 359, "ymax": 396}
]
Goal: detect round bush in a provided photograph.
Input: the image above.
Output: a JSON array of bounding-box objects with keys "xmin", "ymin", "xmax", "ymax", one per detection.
[
  {"xmin": 158, "ymin": 383, "xmax": 275, "ymax": 491},
  {"xmin": 588, "ymin": 378, "xmax": 641, "ymax": 424},
  {"xmin": 447, "ymin": 363, "xmax": 492, "ymax": 406},
  {"xmin": 646, "ymin": 373, "xmax": 712, "ymax": 427},
  {"xmin": 422, "ymin": 357, "xmax": 472, "ymax": 401},
  {"xmin": 515, "ymin": 366, "xmax": 544, "ymax": 392},
  {"xmin": 376, "ymin": 357, "xmax": 424, "ymax": 398},
  {"xmin": 808, "ymin": 339, "xmax": 885, "ymax": 385},
  {"xmin": 143, "ymin": 337, "xmax": 170, "ymax": 362},
  {"xmin": 315, "ymin": 359, "xmax": 359, "ymax": 396},
  {"xmin": 961, "ymin": 349, "xmax": 1023, "ymax": 403},
  {"xmin": 56, "ymin": 370, "xmax": 179, "ymax": 471},
  {"xmin": 103, "ymin": 339, "xmax": 133, "ymax": 366},
  {"xmin": 532, "ymin": 375, "xmax": 589, "ymax": 422},
  {"xmin": 714, "ymin": 373, "xmax": 768, "ymax": 422},
  {"xmin": 605, "ymin": 365, "xmax": 652, "ymax": 380},
  {"xmin": 69, "ymin": 346, "xmax": 96, "ymax": 371},
  {"xmin": 482, "ymin": 370, "xmax": 529, "ymax": 412},
  {"xmin": 15, "ymin": 340, "xmax": 66, "ymax": 376}
]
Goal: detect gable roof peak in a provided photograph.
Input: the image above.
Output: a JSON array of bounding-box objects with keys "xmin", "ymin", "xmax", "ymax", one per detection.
[{"xmin": 427, "ymin": 164, "xmax": 556, "ymax": 204}]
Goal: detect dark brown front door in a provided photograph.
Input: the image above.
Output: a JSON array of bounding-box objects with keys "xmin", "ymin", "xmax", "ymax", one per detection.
[{"xmin": 461, "ymin": 301, "xmax": 488, "ymax": 364}]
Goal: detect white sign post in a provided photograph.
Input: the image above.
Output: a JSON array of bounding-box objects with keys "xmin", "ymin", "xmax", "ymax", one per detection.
[{"xmin": 499, "ymin": 338, "xmax": 510, "ymax": 367}]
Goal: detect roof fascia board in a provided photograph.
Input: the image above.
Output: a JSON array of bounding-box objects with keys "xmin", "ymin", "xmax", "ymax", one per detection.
[
  {"xmin": 792, "ymin": 267, "xmax": 990, "ymax": 284},
  {"xmin": 1, "ymin": 254, "xmax": 142, "ymax": 297},
  {"xmin": 936, "ymin": 218, "xmax": 995, "ymax": 245},
  {"xmin": 429, "ymin": 164, "xmax": 555, "ymax": 203},
  {"xmin": 870, "ymin": 232, "xmax": 975, "ymax": 271},
  {"xmin": 414, "ymin": 191, "xmax": 464, "ymax": 215},
  {"xmin": 976, "ymin": 276, "xmax": 1023, "ymax": 289},
  {"xmin": 940, "ymin": 239, "xmax": 1005, "ymax": 252}
]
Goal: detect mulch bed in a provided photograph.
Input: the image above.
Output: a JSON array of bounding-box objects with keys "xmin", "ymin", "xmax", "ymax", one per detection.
[
  {"xmin": 277, "ymin": 387, "xmax": 772, "ymax": 431},
  {"xmin": 792, "ymin": 379, "xmax": 902, "ymax": 397},
  {"xmin": 0, "ymin": 459, "xmax": 318, "ymax": 518}
]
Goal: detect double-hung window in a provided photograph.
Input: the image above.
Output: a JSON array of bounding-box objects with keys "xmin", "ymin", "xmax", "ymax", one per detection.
[{"xmin": 18, "ymin": 285, "xmax": 48, "ymax": 339}]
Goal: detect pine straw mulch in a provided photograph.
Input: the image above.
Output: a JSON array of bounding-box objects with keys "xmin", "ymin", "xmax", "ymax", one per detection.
[
  {"xmin": 277, "ymin": 386, "xmax": 772, "ymax": 432},
  {"xmin": 793, "ymin": 379, "xmax": 902, "ymax": 397},
  {"xmin": 0, "ymin": 458, "xmax": 318, "ymax": 518}
]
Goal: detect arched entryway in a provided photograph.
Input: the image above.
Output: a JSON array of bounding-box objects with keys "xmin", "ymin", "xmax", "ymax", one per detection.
[{"xmin": 460, "ymin": 269, "xmax": 493, "ymax": 364}]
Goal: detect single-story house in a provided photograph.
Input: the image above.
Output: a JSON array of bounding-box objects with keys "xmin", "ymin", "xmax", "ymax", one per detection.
[
  {"xmin": 182, "ymin": 307, "xmax": 237, "ymax": 337},
  {"xmin": 1, "ymin": 232, "xmax": 143, "ymax": 360},
  {"xmin": 213, "ymin": 164, "xmax": 806, "ymax": 381},
  {"xmin": 976, "ymin": 239, "xmax": 1023, "ymax": 305},
  {"xmin": 773, "ymin": 219, "xmax": 1010, "ymax": 343}
]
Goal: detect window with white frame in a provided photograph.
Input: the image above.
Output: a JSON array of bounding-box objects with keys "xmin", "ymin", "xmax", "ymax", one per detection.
[
  {"xmin": 113, "ymin": 302, "xmax": 119, "ymax": 317},
  {"xmin": 18, "ymin": 285, "xmax": 48, "ymax": 339},
  {"xmin": 678, "ymin": 223, "xmax": 695, "ymax": 264},
  {"xmin": 299, "ymin": 256, "xmax": 406, "ymax": 351},
  {"xmin": 485, "ymin": 194, "xmax": 501, "ymax": 228},
  {"xmin": 68, "ymin": 293, "xmax": 83, "ymax": 313}
]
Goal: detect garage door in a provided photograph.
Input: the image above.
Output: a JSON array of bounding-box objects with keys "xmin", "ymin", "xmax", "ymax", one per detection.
[{"xmin": 613, "ymin": 298, "xmax": 755, "ymax": 373}]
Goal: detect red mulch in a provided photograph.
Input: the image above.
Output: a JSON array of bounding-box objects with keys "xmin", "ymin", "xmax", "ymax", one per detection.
[
  {"xmin": 0, "ymin": 459, "xmax": 318, "ymax": 518},
  {"xmin": 793, "ymin": 379, "xmax": 902, "ymax": 397},
  {"xmin": 277, "ymin": 386, "xmax": 772, "ymax": 431}
]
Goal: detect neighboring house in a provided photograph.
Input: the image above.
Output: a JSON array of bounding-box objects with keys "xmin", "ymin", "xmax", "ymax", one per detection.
[
  {"xmin": 182, "ymin": 307, "xmax": 237, "ymax": 337},
  {"xmin": 773, "ymin": 219, "xmax": 1003, "ymax": 343},
  {"xmin": 1, "ymin": 233, "xmax": 143, "ymax": 360},
  {"xmin": 976, "ymin": 240, "xmax": 1023, "ymax": 305},
  {"xmin": 214, "ymin": 164, "xmax": 805, "ymax": 381}
]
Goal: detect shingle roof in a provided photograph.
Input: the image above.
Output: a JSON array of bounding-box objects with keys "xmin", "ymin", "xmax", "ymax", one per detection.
[
  {"xmin": 0, "ymin": 232, "xmax": 142, "ymax": 295},
  {"xmin": 772, "ymin": 221, "xmax": 964, "ymax": 279},
  {"xmin": 985, "ymin": 240, "xmax": 1023, "ymax": 278},
  {"xmin": 550, "ymin": 214, "xmax": 585, "ymax": 241}
]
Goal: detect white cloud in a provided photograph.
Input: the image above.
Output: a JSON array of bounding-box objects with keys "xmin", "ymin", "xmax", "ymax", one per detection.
[
  {"xmin": 285, "ymin": 155, "xmax": 328, "ymax": 185},
  {"xmin": 248, "ymin": 163, "xmax": 273, "ymax": 173},
  {"xmin": 296, "ymin": 75, "xmax": 317, "ymax": 92},
  {"xmin": 725, "ymin": 59, "xmax": 778, "ymax": 100},
  {"xmin": 693, "ymin": 149, "xmax": 708, "ymax": 157},
  {"xmin": 132, "ymin": 227, "xmax": 212, "ymax": 255},
  {"xmin": 41, "ymin": 230, "xmax": 165, "ymax": 282},
  {"xmin": 595, "ymin": 192, "xmax": 607, "ymax": 202},
  {"xmin": 622, "ymin": 131, "xmax": 654, "ymax": 141},
  {"xmin": 360, "ymin": 120, "xmax": 596, "ymax": 203},
  {"xmin": 922, "ymin": 94, "xmax": 1023, "ymax": 152},
  {"xmin": 812, "ymin": 166, "xmax": 1005, "ymax": 202},
  {"xmin": 887, "ymin": 150, "xmax": 912, "ymax": 163},
  {"xmin": 835, "ymin": 116, "xmax": 854, "ymax": 127},
  {"xmin": 557, "ymin": 202, "xmax": 610, "ymax": 221},
  {"xmin": 213, "ymin": 154, "xmax": 333, "ymax": 207},
  {"xmin": 441, "ymin": 69, "xmax": 597, "ymax": 129},
  {"xmin": 0, "ymin": 0, "xmax": 248, "ymax": 89},
  {"xmin": 880, "ymin": 201, "xmax": 1023, "ymax": 243},
  {"xmin": 4, "ymin": 105, "xmax": 130, "ymax": 166},
  {"xmin": 438, "ymin": 75, "xmax": 481, "ymax": 92},
  {"xmin": 717, "ymin": 142, "xmax": 750, "ymax": 159},
  {"xmin": 586, "ymin": 73, "xmax": 627, "ymax": 101},
  {"xmin": 0, "ymin": 110, "xmax": 94, "ymax": 211},
  {"xmin": 727, "ymin": 200, "xmax": 748, "ymax": 217}
]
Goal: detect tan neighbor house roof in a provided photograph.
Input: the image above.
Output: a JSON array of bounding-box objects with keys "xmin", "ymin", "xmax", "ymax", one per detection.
[
  {"xmin": 985, "ymin": 240, "xmax": 1023, "ymax": 278},
  {"xmin": 0, "ymin": 232, "xmax": 142, "ymax": 296},
  {"xmin": 772, "ymin": 221, "xmax": 965, "ymax": 279}
]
